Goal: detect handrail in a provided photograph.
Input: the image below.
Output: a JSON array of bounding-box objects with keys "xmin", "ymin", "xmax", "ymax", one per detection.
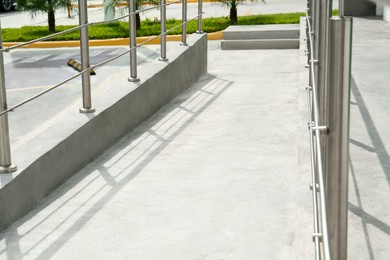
[
  {"xmin": 0, "ymin": 0, "xmax": 205, "ymax": 172},
  {"xmin": 0, "ymin": 0, "xmax": 186, "ymax": 53},
  {"xmin": 0, "ymin": 13, "xmax": 204, "ymax": 116},
  {"xmin": 305, "ymin": 4, "xmax": 331, "ymax": 260}
]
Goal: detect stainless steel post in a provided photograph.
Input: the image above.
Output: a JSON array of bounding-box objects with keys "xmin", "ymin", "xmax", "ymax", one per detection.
[
  {"xmin": 196, "ymin": 0, "xmax": 203, "ymax": 33},
  {"xmin": 317, "ymin": 0, "xmax": 332, "ymax": 148},
  {"xmin": 128, "ymin": 0, "xmax": 140, "ymax": 82},
  {"xmin": 159, "ymin": 0, "xmax": 168, "ymax": 61},
  {"xmin": 305, "ymin": 0, "xmax": 312, "ymax": 67},
  {"xmin": 339, "ymin": 0, "xmax": 344, "ymax": 17},
  {"xmin": 181, "ymin": 0, "xmax": 188, "ymax": 45},
  {"xmin": 0, "ymin": 21, "xmax": 17, "ymax": 174},
  {"xmin": 78, "ymin": 0, "xmax": 95, "ymax": 113},
  {"xmin": 327, "ymin": 16, "xmax": 352, "ymax": 260}
]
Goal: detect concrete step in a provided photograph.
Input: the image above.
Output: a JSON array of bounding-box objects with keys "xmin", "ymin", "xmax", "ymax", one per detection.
[
  {"xmin": 223, "ymin": 24, "xmax": 300, "ymax": 40},
  {"xmin": 221, "ymin": 39, "xmax": 300, "ymax": 50}
]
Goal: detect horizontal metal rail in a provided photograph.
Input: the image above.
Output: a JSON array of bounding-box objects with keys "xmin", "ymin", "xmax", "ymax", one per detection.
[
  {"xmin": 305, "ymin": 8, "xmax": 332, "ymax": 260},
  {"xmin": 0, "ymin": 0, "xmax": 205, "ymax": 172},
  {"xmin": 0, "ymin": 12, "xmax": 204, "ymax": 117},
  {"xmin": 0, "ymin": 0, "xmax": 185, "ymax": 53},
  {"xmin": 0, "ymin": 69, "xmax": 87, "ymax": 116}
]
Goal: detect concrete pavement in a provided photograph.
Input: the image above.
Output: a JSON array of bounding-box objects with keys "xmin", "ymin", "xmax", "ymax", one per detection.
[
  {"xmin": 0, "ymin": 8, "xmax": 389, "ymax": 260},
  {"xmin": 0, "ymin": 39, "xmax": 315, "ymax": 259}
]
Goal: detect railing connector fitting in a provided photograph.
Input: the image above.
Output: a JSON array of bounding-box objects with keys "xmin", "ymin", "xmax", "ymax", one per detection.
[
  {"xmin": 79, "ymin": 107, "xmax": 96, "ymax": 114},
  {"xmin": 310, "ymin": 59, "xmax": 319, "ymax": 65},
  {"xmin": 308, "ymin": 122, "xmax": 329, "ymax": 135},
  {"xmin": 312, "ymin": 233, "xmax": 323, "ymax": 242},
  {"xmin": 309, "ymin": 182, "xmax": 320, "ymax": 191},
  {"xmin": 128, "ymin": 76, "xmax": 140, "ymax": 83},
  {"xmin": 0, "ymin": 164, "xmax": 17, "ymax": 174}
]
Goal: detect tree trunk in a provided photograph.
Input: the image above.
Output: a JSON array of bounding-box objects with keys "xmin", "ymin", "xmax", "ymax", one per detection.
[
  {"xmin": 230, "ymin": 6, "xmax": 238, "ymax": 24},
  {"xmin": 48, "ymin": 9, "xmax": 55, "ymax": 32},
  {"xmin": 136, "ymin": 13, "xmax": 141, "ymax": 29}
]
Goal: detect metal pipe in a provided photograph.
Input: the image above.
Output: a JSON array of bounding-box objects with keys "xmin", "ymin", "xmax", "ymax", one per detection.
[
  {"xmin": 339, "ymin": 0, "xmax": 344, "ymax": 18},
  {"xmin": 0, "ymin": 25, "xmax": 88, "ymax": 53},
  {"xmin": 78, "ymin": 0, "xmax": 95, "ymax": 113},
  {"xmin": 181, "ymin": 0, "xmax": 188, "ymax": 45},
  {"xmin": 317, "ymin": 0, "xmax": 332, "ymax": 175},
  {"xmin": 327, "ymin": 16, "xmax": 352, "ymax": 260},
  {"xmin": 307, "ymin": 88, "xmax": 322, "ymax": 260},
  {"xmin": 305, "ymin": 1, "xmax": 312, "ymax": 68},
  {"xmin": 306, "ymin": 10, "xmax": 332, "ymax": 260},
  {"xmin": 159, "ymin": 0, "xmax": 168, "ymax": 61},
  {"xmin": 196, "ymin": 0, "xmax": 203, "ymax": 33},
  {"xmin": 128, "ymin": 0, "xmax": 140, "ymax": 82},
  {"xmin": 0, "ymin": 21, "xmax": 16, "ymax": 174}
]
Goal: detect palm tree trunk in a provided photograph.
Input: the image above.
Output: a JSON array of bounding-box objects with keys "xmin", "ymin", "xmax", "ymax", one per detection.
[
  {"xmin": 230, "ymin": 5, "xmax": 238, "ymax": 24},
  {"xmin": 48, "ymin": 9, "xmax": 55, "ymax": 32},
  {"xmin": 136, "ymin": 13, "xmax": 141, "ymax": 29}
]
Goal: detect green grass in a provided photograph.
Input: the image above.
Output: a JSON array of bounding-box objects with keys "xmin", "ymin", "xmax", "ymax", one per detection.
[{"xmin": 1, "ymin": 12, "xmax": 311, "ymax": 42}]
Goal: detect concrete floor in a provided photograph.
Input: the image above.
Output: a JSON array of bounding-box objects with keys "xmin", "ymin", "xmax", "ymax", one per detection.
[
  {"xmin": 347, "ymin": 17, "xmax": 390, "ymax": 260},
  {"xmin": 0, "ymin": 13, "xmax": 389, "ymax": 260},
  {"xmin": 0, "ymin": 41, "xmax": 314, "ymax": 258}
]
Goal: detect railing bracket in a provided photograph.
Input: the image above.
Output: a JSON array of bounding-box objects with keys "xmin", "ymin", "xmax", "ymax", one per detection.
[
  {"xmin": 312, "ymin": 233, "xmax": 323, "ymax": 242},
  {"xmin": 310, "ymin": 182, "xmax": 320, "ymax": 191}
]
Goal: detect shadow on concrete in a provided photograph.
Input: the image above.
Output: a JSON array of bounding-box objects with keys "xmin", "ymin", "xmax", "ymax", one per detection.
[
  {"xmin": 350, "ymin": 76, "xmax": 390, "ymax": 187},
  {"xmin": 348, "ymin": 158, "xmax": 390, "ymax": 260},
  {"xmin": 348, "ymin": 76, "xmax": 390, "ymax": 260},
  {"xmin": 0, "ymin": 73, "xmax": 232, "ymax": 259}
]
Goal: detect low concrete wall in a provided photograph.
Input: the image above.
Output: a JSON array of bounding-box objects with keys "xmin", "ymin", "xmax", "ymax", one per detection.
[{"xmin": 0, "ymin": 33, "xmax": 207, "ymax": 231}]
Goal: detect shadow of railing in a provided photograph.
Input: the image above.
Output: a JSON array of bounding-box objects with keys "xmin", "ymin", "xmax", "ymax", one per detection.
[
  {"xmin": 0, "ymin": 74, "xmax": 232, "ymax": 259},
  {"xmin": 348, "ymin": 76, "xmax": 390, "ymax": 260},
  {"xmin": 350, "ymin": 76, "xmax": 390, "ymax": 186}
]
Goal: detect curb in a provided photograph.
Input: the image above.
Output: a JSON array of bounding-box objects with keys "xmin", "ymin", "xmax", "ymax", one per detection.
[{"xmin": 2, "ymin": 31, "xmax": 223, "ymax": 48}]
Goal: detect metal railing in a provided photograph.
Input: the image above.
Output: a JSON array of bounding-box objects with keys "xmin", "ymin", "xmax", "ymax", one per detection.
[
  {"xmin": 305, "ymin": 0, "xmax": 352, "ymax": 260},
  {"xmin": 0, "ymin": 0, "xmax": 204, "ymax": 173}
]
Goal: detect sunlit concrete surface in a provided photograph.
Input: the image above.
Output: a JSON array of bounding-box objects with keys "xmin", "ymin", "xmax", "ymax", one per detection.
[
  {"xmin": 0, "ymin": 41, "xmax": 314, "ymax": 259},
  {"xmin": 0, "ymin": 9, "xmax": 388, "ymax": 260},
  {"xmin": 347, "ymin": 17, "xmax": 390, "ymax": 260}
]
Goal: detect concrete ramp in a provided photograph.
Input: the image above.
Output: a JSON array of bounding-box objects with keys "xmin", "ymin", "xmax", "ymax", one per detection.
[
  {"xmin": 221, "ymin": 24, "xmax": 300, "ymax": 50},
  {"xmin": 0, "ymin": 34, "xmax": 207, "ymax": 232},
  {"xmin": 0, "ymin": 40, "xmax": 313, "ymax": 259}
]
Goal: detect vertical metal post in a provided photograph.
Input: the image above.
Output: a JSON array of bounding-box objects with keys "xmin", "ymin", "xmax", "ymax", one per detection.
[
  {"xmin": 181, "ymin": 0, "xmax": 188, "ymax": 46},
  {"xmin": 339, "ymin": 0, "xmax": 344, "ymax": 17},
  {"xmin": 78, "ymin": 0, "xmax": 95, "ymax": 113},
  {"xmin": 159, "ymin": 0, "xmax": 168, "ymax": 61},
  {"xmin": 0, "ymin": 21, "xmax": 17, "ymax": 174},
  {"xmin": 317, "ymin": 0, "xmax": 332, "ymax": 174},
  {"xmin": 128, "ymin": 0, "xmax": 140, "ymax": 82},
  {"xmin": 327, "ymin": 16, "xmax": 352, "ymax": 260},
  {"xmin": 196, "ymin": 0, "xmax": 203, "ymax": 33},
  {"xmin": 305, "ymin": 0, "xmax": 312, "ymax": 68}
]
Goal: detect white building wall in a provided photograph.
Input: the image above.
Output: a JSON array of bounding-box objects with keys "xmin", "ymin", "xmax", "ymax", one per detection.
[{"xmin": 384, "ymin": 4, "xmax": 390, "ymax": 21}]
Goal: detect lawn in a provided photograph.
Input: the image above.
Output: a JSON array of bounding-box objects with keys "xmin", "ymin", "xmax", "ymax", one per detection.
[{"xmin": 1, "ymin": 11, "xmax": 337, "ymax": 42}]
